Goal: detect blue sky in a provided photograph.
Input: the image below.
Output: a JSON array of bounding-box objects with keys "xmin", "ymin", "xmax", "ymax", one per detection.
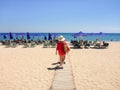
[{"xmin": 0, "ymin": 0, "xmax": 120, "ymax": 33}]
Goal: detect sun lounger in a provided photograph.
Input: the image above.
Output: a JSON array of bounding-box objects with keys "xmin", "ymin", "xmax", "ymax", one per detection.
[
  {"xmin": 23, "ymin": 43, "xmax": 29, "ymax": 48},
  {"xmin": 91, "ymin": 42, "xmax": 109, "ymax": 49},
  {"xmin": 11, "ymin": 42, "xmax": 17, "ymax": 48},
  {"xmin": 30, "ymin": 41, "xmax": 36, "ymax": 47},
  {"xmin": 100, "ymin": 43, "xmax": 109, "ymax": 49},
  {"xmin": 43, "ymin": 41, "xmax": 49, "ymax": 48},
  {"xmin": 51, "ymin": 42, "xmax": 56, "ymax": 48}
]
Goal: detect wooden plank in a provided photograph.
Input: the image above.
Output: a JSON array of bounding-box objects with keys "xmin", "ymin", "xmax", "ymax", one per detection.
[{"xmin": 50, "ymin": 58, "xmax": 76, "ymax": 90}]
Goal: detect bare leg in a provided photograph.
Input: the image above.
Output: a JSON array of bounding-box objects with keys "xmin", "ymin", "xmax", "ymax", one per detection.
[
  {"xmin": 59, "ymin": 56, "xmax": 63, "ymax": 66},
  {"xmin": 60, "ymin": 56, "xmax": 65, "ymax": 66},
  {"xmin": 62, "ymin": 56, "xmax": 66, "ymax": 64}
]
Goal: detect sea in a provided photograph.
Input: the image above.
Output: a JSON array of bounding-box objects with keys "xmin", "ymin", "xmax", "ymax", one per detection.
[{"xmin": 0, "ymin": 33, "xmax": 120, "ymax": 42}]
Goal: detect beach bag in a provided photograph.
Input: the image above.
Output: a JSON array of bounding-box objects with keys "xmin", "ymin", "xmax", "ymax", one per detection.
[{"xmin": 64, "ymin": 45, "xmax": 70, "ymax": 53}]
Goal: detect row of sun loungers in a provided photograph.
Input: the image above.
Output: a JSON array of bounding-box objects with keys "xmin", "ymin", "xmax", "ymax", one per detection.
[
  {"xmin": 71, "ymin": 40, "xmax": 109, "ymax": 49},
  {"xmin": 43, "ymin": 41, "xmax": 56, "ymax": 48},
  {"xmin": 0, "ymin": 39, "xmax": 109, "ymax": 49},
  {"xmin": 4, "ymin": 41, "xmax": 36, "ymax": 48},
  {"xmin": 0, "ymin": 40, "xmax": 57, "ymax": 48}
]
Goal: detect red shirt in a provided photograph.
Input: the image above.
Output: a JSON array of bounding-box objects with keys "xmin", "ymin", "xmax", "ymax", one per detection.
[{"xmin": 56, "ymin": 41, "xmax": 66, "ymax": 56}]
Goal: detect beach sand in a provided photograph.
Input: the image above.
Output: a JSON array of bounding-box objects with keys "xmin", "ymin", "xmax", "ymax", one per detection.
[
  {"xmin": 0, "ymin": 42, "xmax": 120, "ymax": 90},
  {"xmin": 70, "ymin": 42, "xmax": 120, "ymax": 90},
  {"xmin": 0, "ymin": 45, "xmax": 57, "ymax": 90}
]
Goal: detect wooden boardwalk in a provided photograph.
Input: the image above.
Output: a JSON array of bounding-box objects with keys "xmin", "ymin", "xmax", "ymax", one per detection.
[{"xmin": 50, "ymin": 57, "xmax": 76, "ymax": 90}]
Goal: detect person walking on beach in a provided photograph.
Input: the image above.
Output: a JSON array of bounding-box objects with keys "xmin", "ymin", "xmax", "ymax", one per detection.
[{"xmin": 56, "ymin": 35, "xmax": 70, "ymax": 69}]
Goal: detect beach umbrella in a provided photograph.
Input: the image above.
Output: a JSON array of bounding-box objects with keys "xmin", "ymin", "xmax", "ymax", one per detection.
[
  {"xmin": 27, "ymin": 32, "xmax": 30, "ymax": 40},
  {"xmin": 73, "ymin": 31, "xmax": 87, "ymax": 40},
  {"xmin": 73, "ymin": 31, "xmax": 87, "ymax": 37},
  {"xmin": 0, "ymin": 33, "xmax": 8, "ymax": 40},
  {"xmin": 98, "ymin": 32, "xmax": 104, "ymax": 36},
  {"xmin": 44, "ymin": 36, "xmax": 47, "ymax": 40},
  {"xmin": 92, "ymin": 32, "xmax": 104, "ymax": 36},
  {"xmin": 9, "ymin": 32, "xmax": 13, "ymax": 39},
  {"xmin": 3, "ymin": 35, "xmax": 7, "ymax": 39},
  {"xmin": 48, "ymin": 33, "xmax": 52, "ymax": 40}
]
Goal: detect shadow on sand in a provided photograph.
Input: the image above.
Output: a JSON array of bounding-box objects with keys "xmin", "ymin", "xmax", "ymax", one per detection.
[
  {"xmin": 52, "ymin": 62, "xmax": 60, "ymax": 65},
  {"xmin": 47, "ymin": 66, "xmax": 63, "ymax": 70},
  {"xmin": 47, "ymin": 62, "xmax": 64, "ymax": 70}
]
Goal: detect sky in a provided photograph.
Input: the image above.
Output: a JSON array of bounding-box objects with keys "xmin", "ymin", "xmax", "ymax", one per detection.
[{"xmin": 0, "ymin": 0, "xmax": 120, "ymax": 33}]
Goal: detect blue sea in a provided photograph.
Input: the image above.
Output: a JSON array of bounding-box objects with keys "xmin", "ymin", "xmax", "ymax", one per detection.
[{"xmin": 0, "ymin": 33, "xmax": 120, "ymax": 42}]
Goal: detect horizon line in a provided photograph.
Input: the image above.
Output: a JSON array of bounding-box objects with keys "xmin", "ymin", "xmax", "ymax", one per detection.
[{"xmin": 0, "ymin": 32, "xmax": 120, "ymax": 33}]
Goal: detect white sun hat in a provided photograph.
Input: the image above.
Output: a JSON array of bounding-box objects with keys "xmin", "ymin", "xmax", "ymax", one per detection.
[{"xmin": 58, "ymin": 35, "xmax": 65, "ymax": 41}]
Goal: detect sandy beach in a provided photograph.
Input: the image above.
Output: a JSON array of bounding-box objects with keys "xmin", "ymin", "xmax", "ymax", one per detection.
[
  {"xmin": 0, "ymin": 42, "xmax": 120, "ymax": 90},
  {"xmin": 70, "ymin": 42, "xmax": 120, "ymax": 90},
  {"xmin": 0, "ymin": 45, "xmax": 57, "ymax": 90}
]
